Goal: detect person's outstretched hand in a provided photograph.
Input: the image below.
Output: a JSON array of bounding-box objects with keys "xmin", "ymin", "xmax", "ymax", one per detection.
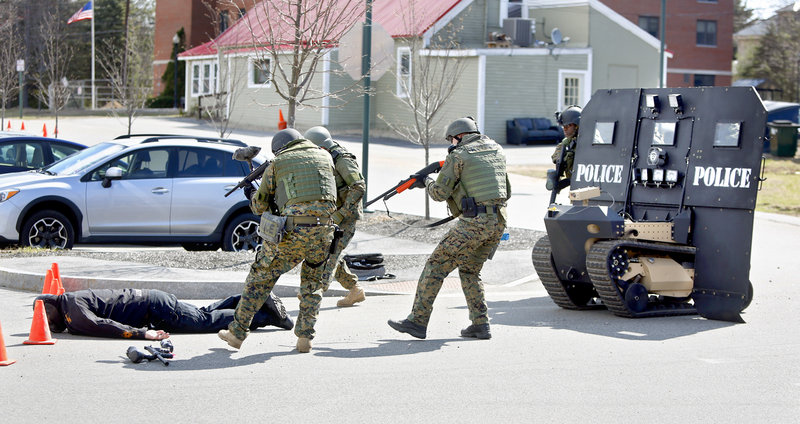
[{"xmin": 145, "ymin": 329, "xmax": 170, "ymax": 340}]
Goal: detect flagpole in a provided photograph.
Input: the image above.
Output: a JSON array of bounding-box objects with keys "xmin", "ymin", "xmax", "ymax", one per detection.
[{"xmin": 91, "ymin": 1, "xmax": 96, "ymax": 110}]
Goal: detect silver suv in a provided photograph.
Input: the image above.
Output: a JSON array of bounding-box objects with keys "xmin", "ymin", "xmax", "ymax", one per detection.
[{"xmin": 0, "ymin": 135, "xmax": 267, "ymax": 251}]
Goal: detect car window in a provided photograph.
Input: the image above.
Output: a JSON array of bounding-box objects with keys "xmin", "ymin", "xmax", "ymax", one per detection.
[
  {"xmin": 176, "ymin": 148, "xmax": 226, "ymax": 177},
  {"xmin": 51, "ymin": 143, "xmax": 82, "ymax": 162},
  {"xmin": 0, "ymin": 144, "xmax": 16, "ymax": 169},
  {"xmin": 0, "ymin": 141, "xmax": 45, "ymax": 169},
  {"xmin": 90, "ymin": 148, "xmax": 171, "ymax": 180},
  {"xmin": 225, "ymin": 154, "xmax": 249, "ymax": 177},
  {"xmin": 48, "ymin": 142, "xmax": 126, "ymax": 175}
]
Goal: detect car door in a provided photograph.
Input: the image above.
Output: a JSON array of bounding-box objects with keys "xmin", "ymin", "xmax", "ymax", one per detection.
[
  {"xmin": 170, "ymin": 147, "xmax": 249, "ymax": 235},
  {"xmin": 85, "ymin": 147, "xmax": 173, "ymax": 235}
]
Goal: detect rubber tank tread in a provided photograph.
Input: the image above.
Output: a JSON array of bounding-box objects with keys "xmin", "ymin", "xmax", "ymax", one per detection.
[
  {"xmin": 586, "ymin": 239, "xmax": 698, "ymax": 318},
  {"xmin": 532, "ymin": 236, "xmax": 602, "ymax": 310}
]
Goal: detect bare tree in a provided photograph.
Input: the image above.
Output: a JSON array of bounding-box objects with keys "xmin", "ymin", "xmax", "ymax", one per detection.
[
  {"xmin": 220, "ymin": 0, "xmax": 365, "ymax": 128},
  {"xmin": 30, "ymin": 8, "xmax": 73, "ymax": 136},
  {"xmin": 378, "ymin": 1, "xmax": 469, "ymax": 218},
  {"xmin": 97, "ymin": 4, "xmax": 153, "ymax": 135},
  {"xmin": 0, "ymin": 1, "xmax": 23, "ymax": 131}
]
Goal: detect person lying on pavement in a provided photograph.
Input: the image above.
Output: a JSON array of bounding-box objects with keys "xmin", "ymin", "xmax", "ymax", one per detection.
[{"xmin": 35, "ymin": 288, "xmax": 293, "ymax": 340}]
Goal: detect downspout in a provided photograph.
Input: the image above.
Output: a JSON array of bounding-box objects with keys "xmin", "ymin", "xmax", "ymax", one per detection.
[{"xmin": 483, "ymin": 0, "xmax": 488, "ymax": 45}]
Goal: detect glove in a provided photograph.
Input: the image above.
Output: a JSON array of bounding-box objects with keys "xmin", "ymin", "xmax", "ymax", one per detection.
[
  {"xmin": 243, "ymin": 185, "xmax": 255, "ymax": 201},
  {"xmin": 409, "ymin": 174, "xmax": 427, "ymax": 189},
  {"xmin": 331, "ymin": 210, "xmax": 344, "ymax": 225}
]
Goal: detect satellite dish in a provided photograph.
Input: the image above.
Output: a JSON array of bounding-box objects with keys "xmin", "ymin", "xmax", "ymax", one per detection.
[{"xmin": 551, "ymin": 28, "xmax": 562, "ymax": 45}]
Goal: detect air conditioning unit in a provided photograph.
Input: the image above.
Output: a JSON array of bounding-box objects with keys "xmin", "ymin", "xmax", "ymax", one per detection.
[{"xmin": 503, "ymin": 18, "xmax": 533, "ymax": 47}]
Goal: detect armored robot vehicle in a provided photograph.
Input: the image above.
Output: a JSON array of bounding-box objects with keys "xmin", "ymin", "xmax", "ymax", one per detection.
[{"xmin": 532, "ymin": 87, "xmax": 766, "ymax": 323}]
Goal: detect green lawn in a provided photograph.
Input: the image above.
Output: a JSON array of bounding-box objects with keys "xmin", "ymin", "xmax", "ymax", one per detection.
[{"xmin": 757, "ymin": 157, "xmax": 800, "ymax": 216}]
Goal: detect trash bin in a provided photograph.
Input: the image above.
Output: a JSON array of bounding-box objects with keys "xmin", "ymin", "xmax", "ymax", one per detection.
[{"xmin": 767, "ymin": 120, "xmax": 800, "ymax": 157}]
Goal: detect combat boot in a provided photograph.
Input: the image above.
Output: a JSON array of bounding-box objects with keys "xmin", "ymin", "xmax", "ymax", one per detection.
[
  {"xmin": 337, "ymin": 286, "xmax": 365, "ymax": 307},
  {"xmin": 387, "ymin": 319, "xmax": 427, "ymax": 339},
  {"xmin": 296, "ymin": 337, "xmax": 312, "ymax": 353},
  {"xmin": 218, "ymin": 329, "xmax": 244, "ymax": 349},
  {"xmin": 460, "ymin": 323, "xmax": 491, "ymax": 339}
]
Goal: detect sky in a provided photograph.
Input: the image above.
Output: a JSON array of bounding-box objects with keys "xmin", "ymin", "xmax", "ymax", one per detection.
[{"xmin": 746, "ymin": 0, "xmax": 797, "ymax": 19}]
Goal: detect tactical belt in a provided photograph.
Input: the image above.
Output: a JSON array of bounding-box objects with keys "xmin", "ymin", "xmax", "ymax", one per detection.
[
  {"xmin": 286, "ymin": 216, "xmax": 332, "ymax": 227},
  {"xmin": 476, "ymin": 205, "xmax": 501, "ymax": 215}
]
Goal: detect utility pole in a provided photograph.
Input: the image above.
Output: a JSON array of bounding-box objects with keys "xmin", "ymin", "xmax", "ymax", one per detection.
[
  {"xmin": 659, "ymin": 0, "xmax": 666, "ymax": 88},
  {"xmin": 361, "ymin": 0, "xmax": 373, "ymax": 208}
]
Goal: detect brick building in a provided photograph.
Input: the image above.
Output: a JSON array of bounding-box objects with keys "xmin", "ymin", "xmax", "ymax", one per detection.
[
  {"xmin": 601, "ymin": 0, "xmax": 734, "ymax": 87},
  {"xmin": 152, "ymin": 0, "xmax": 253, "ymax": 96}
]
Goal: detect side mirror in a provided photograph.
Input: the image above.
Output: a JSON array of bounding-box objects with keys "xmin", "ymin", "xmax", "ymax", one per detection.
[{"xmin": 102, "ymin": 167, "xmax": 124, "ymax": 188}]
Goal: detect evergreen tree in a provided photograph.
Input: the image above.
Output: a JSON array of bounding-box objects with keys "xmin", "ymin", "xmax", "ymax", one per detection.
[
  {"xmin": 739, "ymin": 10, "xmax": 800, "ymax": 102},
  {"xmin": 159, "ymin": 27, "xmax": 185, "ymax": 105}
]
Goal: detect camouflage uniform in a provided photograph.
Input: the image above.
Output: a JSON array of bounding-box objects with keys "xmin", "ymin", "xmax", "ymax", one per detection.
[
  {"xmin": 321, "ymin": 144, "xmax": 365, "ymax": 291},
  {"xmin": 407, "ymin": 133, "xmax": 511, "ymax": 327},
  {"xmin": 551, "ymin": 135, "xmax": 577, "ymax": 180},
  {"xmin": 228, "ymin": 139, "xmax": 336, "ymax": 342}
]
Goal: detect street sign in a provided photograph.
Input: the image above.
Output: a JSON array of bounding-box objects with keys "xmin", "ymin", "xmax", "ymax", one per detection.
[
  {"xmin": 339, "ymin": 21, "xmax": 394, "ymax": 81},
  {"xmin": 16, "ymin": 60, "xmax": 24, "ymax": 72}
]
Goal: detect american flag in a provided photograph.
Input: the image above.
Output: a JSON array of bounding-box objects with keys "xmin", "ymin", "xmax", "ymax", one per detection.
[{"xmin": 67, "ymin": 1, "xmax": 93, "ymax": 25}]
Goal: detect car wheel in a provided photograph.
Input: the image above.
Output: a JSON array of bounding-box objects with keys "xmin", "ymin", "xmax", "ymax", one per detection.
[
  {"xmin": 181, "ymin": 242, "xmax": 222, "ymax": 251},
  {"xmin": 21, "ymin": 210, "xmax": 75, "ymax": 249},
  {"xmin": 222, "ymin": 213, "xmax": 260, "ymax": 252}
]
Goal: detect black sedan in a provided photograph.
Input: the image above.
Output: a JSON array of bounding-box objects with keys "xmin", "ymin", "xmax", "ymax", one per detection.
[{"xmin": 0, "ymin": 132, "xmax": 86, "ymax": 174}]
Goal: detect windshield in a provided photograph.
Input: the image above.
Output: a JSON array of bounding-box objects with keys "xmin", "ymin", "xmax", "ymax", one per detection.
[{"xmin": 44, "ymin": 142, "xmax": 126, "ymax": 175}]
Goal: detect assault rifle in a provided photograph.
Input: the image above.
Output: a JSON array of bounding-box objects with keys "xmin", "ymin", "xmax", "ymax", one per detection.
[
  {"xmin": 546, "ymin": 140, "xmax": 573, "ymax": 204},
  {"xmin": 225, "ymin": 145, "xmax": 270, "ymax": 197},
  {"xmin": 126, "ymin": 339, "xmax": 174, "ymax": 367},
  {"xmin": 365, "ymin": 161, "xmax": 445, "ymax": 207}
]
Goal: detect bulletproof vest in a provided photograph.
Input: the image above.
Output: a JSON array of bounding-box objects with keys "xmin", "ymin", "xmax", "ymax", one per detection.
[
  {"xmin": 273, "ymin": 140, "xmax": 336, "ymax": 211},
  {"xmin": 451, "ymin": 134, "xmax": 507, "ymax": 203}
]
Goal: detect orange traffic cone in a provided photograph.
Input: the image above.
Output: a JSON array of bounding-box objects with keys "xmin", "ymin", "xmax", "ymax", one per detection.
[
  {"xmin": 41, "ymin": 269, "xmax": 54, "ymax": 295},
  {"xmin": 20, "ymin": 121, "xmax": 25, "ymax": 130},
  {"xmin": 42, "ymin": 123, "xmax": 47, "ymax": 137},
  {"xmin": 51, "ymin": 263, "xmax": 65, "ymax": 294},
  {"xmin": 51, "ymin": 263, "xmax": 61, "ymax": 282},
  {"xmin": 53, "ymin": 278, "xmax": 65, "ymax": 295},
  {"xmin": 0, "ymin": 320, "xmax": 16, "ymax": 366},
  {"xmin": 6, "ymin": 120, "xmax": 10, "ymax": 130},
  {"xmin": 278, "ymin": 109, "xmax": 287, "ymax": 130},
  {"xmin": 24, "ymin": 300, "xmax": 57, "ymax": 345},
  {"xmin": 54, "ymin": 127, "xmax": 58, "ymax": 137}
]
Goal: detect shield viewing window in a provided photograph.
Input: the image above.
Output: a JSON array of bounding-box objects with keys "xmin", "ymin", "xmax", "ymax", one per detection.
[
  {"xmin": 593, "ymin": 122, "xmax": 616, "ymax": 145},
  {"xmin": 714, "ymin": 122, "xmax": 741, "ymax": 147},
  {"xmin": 652, "ymin": 122, "xmax": 676, "ymax": 146}
]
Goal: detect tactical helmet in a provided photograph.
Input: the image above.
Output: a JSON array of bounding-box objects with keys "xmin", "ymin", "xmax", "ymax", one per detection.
[
  {"xmin": 556, "ymin": 105, "xmax": 582, "ymax": 127},
  {"xmin": 444, "ymin": 117, "xmax": 480, "ymax": 141},
  {"xmin": 304, "ymin": 126, "xmax": 335, "ymax": 150},
  {"xmin": 271, "ymin": 128, "xmax": 303, "ymax": 154},
  {"xmin": 35, "ymin": 294, "xmax": 66, "ymax": 333}
]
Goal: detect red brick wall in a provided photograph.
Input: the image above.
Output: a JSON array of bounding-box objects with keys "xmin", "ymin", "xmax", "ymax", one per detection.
[
  {"xmin": 153, "ymin": 0, "xmax": 255, "ymax": 96},
  {"xmin": 601, "ymin": 0, "xmax": 733, "ymax": 87}
]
